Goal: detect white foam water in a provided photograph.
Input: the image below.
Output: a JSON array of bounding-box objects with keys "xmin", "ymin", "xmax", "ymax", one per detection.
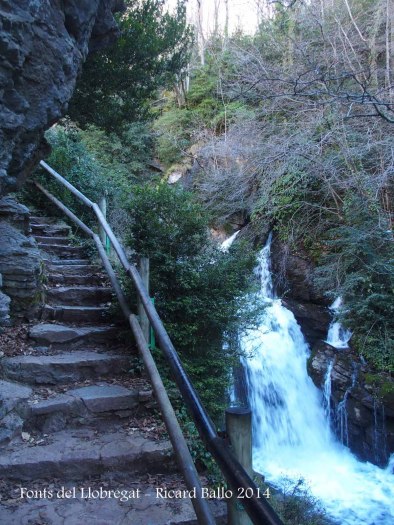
[
  {"xmin": 241, "ymin": 235, "xmax": 394, "ymax": 525},
  {"xmin": 220, "ymin": 230, "xmax": 240, "ymax": 252},
  {"xmin": 326, "ymin": 297, "xmax": 352, "ymax": 349}
]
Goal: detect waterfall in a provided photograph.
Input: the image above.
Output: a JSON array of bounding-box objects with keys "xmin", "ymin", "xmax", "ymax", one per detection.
[
  {"xmin": 326, "ymin": 297, "xmax": 352, "ymax": 349},
  {"xmin": 240, "ymin": 235, "xmax": 394, "ymax": 525},
  {"xmin": 220, "ymin": 230, "xmax": 240, "ymax": 252}
]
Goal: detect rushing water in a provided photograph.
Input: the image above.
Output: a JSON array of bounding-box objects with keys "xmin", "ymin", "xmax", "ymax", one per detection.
[
  {"xmin": 238, "ymin": 235, "xmax": 394, "ymax": 525},
  {"xmin": 326, "ymin": 297, "xmax": 352, "ymax": 349},
  {"xmin": 220, "ymin": 230, "xmax": 240, "ymax": 252}
]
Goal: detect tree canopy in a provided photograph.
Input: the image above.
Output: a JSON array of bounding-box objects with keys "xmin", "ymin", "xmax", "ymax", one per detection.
[{"xmin": 68, "ymin": 0, "xmax": 192, "ymax": 131}]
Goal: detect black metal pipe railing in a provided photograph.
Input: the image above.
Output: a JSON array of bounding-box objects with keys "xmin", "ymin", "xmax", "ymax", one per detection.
[{"xmin": 37, "ymin": 160, "xmax": 284, "ymax": 525}]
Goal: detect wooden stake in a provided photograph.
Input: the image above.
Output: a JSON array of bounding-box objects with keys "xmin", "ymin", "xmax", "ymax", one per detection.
[
  {"xmin": 138, "ymin": 257, "xmax": 150, "ymax": 343},
  {"xmin": 226, "ymin": 407, "xmax": 253, "ymax": 525}
]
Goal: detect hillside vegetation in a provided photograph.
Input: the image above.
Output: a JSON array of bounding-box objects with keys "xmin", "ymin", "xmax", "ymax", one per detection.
[{"xmin": 154, "ymin": 0, "xmax": 394, "ymax": 372}]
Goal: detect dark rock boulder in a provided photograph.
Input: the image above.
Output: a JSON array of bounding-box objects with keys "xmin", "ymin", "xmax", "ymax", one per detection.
[
  {"xmin": 0, "ymin": 197, "xmax": 42, "ymax": 320},
  {"xmin": 283, "ymin": 298, "xmax": 331, "ymax": 346},
  {"xmin": 271, "ymin": 237, "xmax": 326, "ymax": 304},
  {"xmin": 0, "ymin": 0, "xmax": 124, "ymax": 196},
  {"xmin": 0, "ymin": 380, "xmax": 32, "ymax": 445},
  {"xmin": 271, "ymin": 237, "xmax": 331, "ymax": 346},
  {"xmin": 308, "ymin": 341, "xmax": 394, "ymax": 467}
]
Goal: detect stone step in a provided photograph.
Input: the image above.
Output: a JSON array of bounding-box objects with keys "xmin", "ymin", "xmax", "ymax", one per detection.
[
  {"xmin": 42, "ymin": 305, "xmax": 110, "ymax": 323},
  {"xmin": 34, "ymin": 235, "xmax": 70, "ymax": 245},
  {"xmin": 39, "ymin": 244, "xmax": 86, "ymax": 258},
  {"xmin": 47, "ymin": 272, "xmax": 106, "ymax": 286},
  {"xmin": 0, "ymin": 427, "xmax": 174, "ymax": 481},
  {"xmin": 30, "ymin": 216, "xmax": 61, "ymax": 225},
  {"xmin": 45, "ymin": 258, "xmax": 92, "ymax": 266},
  {"xmin": 30, "ymin": 385, "xmax": 144, "ymax": 431},
  {"xmin": 0, "ymin": 485, "xmax": 226, "ymax": 525},
  {"xmin": 26, "ymin": 384, "xmax": 141, "ymax": 432},
  {"xmin": 47, "ymin": 263, "xmax": 100, "ymax": 275},
  {"xmin": 31, "ymin": 223, "xmax": 71, "ymax": 236},
  {"xmin": 29, "ymin": 323, "xmax": 118, "ymax": 346},
  {"xmin": 1, "ymin": 351, "xmax": 131, "ymax": 385},
  {"xmin": 46, "ymin": 286, "xmax": 113, "ymax": 306}
]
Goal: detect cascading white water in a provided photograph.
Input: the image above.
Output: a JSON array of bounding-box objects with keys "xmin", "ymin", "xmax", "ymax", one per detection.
[
  {"xmin": 326, "ymin": 297, "xmax": 352, "ymax": 349},
  {"xmin": 241, "ymin": 235, "xmax": 394, "ymax": 525},
  {"xmin": 220, "ymin": 230, "xmax": 240, "ymax": 252}
]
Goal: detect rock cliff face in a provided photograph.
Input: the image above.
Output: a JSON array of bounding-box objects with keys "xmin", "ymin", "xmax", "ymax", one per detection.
[
  {"xmin": 0, "ymin": 0, "xmax": 124, "ymax": 196},
  {"xmin": 308, "ymin": 342, "xmax": 394, "ymax": 467},
  {"xmin": 0, "ymin": 0, "xmax": 124, "ymax": 322},
  {"xmin": 270, "ymin": 237, "xmax": 331, "ymax": 346},
  {"xmin": 0, "ymin": 197, "xmax": 42, "ymax": 321}
]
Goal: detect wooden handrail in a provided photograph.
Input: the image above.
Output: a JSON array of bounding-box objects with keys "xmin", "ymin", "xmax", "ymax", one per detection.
[
  {"xmin": 36, "ymin": 161, "xmax": 284, "ymax": 525},
  {"xmin": 33, "ymin": 180, "xmax": 215, "ymax": 525}
]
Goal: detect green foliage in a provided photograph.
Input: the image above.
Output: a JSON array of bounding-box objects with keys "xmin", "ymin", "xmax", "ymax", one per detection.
[
  {"xmin": 271, "ymin": 478, "xmax": 332, "ymax": 525},
  {"xmin": 175, "ymin": 406, "xmax": 223, "ymax": 484},
  {"xmin": 80, "ymin": 123, "xmax": 153, "ymax": 181},
  {"xmin": 125, "ymin": 183, "xmax": 257, "ymax": 420},
  {"xmin": 254, "ymin": 169, "xmax": 324, "ymax": 245},
  {"xmin": 29, "ymin": 126, "xmax": 108, "ymax": 226},
  {"xmin": 154, "ymin": 51, "xmax": 253, "ymax": 168},
  {"xmin": 69, "ymin": 0, "xmax": 192, "ymax": 131},
  {"xmin": 316, "ymin": 195, "xmax": 394, "ymax": 371},
  {"xmin": 26, "ymin": 123, "xmax": 154, "ymax": 228},
  {"xmin": 153, "ymin": 106, "xmax": 192, "ymax": 165}
]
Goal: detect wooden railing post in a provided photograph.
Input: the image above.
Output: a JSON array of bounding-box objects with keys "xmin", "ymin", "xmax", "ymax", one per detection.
[
  {"xmin": 138, "ymin": 257, "xmax": 150, "ymax": 343},
  {"xmin": 99, "ymin": 194, "xmax": 110, "ymax": 254},
  {"xmin": 226, "ymin": 407, "xmax": 253, "ymax": 525}
]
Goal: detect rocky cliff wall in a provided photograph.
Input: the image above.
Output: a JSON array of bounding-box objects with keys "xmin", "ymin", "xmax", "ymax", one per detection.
[
  {"xmin": 0, "ymin": 0, "xmax": 124, "ymax": 323},
  {"xmin": 0, "ymin": 0, "xmax": 124, "ymax": 196},
  {"xmin": 309, "ymin": 342, "xmax": 394, "ymax": 467},
  {"xmin": 270, "ymin": 236, "xmax": 331, "ymax": 346},
  {"xmin": 0, "ymin": 197, "xmax": 42, "ymax": 323}
]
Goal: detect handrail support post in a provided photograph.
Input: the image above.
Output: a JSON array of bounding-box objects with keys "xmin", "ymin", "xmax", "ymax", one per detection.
[
  {"xmin": 138, "ymin": 257, "xmax": 150, "ymax": 343},
  {"xmin": 226, "ymin": 407, "xmax": 253, "ymax": 525}
]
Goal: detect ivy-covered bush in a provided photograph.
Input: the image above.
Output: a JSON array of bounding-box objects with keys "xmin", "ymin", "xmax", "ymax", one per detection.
[{"xmin": 125, "ymin": 183, "xmax": 257, "ymax": 420}]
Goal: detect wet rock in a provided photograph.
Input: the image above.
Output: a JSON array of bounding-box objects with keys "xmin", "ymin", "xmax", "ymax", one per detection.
[
  {"xmin": 283, "ymin": 298, "xmax": 331, "ymax": 346},
  {"xmin": 271, "ymin": 237, "xmax": 326, "ymax": 304},
  {"xmin": 309, "ymin": 341, "xmax": 394, "ymax": 467},
  {"xmin": 271, "ymin": 237, "xmax": 330, "ymax": 347}
]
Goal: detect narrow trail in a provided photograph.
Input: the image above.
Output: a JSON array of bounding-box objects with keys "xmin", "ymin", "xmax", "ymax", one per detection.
[{"xmin": 0, "ymin": 213, "xmax": 225, "ymax": 524}]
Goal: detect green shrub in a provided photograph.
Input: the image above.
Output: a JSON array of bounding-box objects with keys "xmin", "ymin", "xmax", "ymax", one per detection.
[
  {"xmin": 125, "ymin": 183, "xmax": 258, "ymax": 420},
  {"xmin": 315, "ymin": 194, "xmax": 394, "ymax": 371},
  {"xmin": 271, "ymin": 478, "xmax": 332, "ymax": 525}
]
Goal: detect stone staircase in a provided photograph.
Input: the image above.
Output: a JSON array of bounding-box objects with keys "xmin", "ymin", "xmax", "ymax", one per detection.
[{"xmin": 0, "ymin": 214, "xmax": 225, "ymax": 524}]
